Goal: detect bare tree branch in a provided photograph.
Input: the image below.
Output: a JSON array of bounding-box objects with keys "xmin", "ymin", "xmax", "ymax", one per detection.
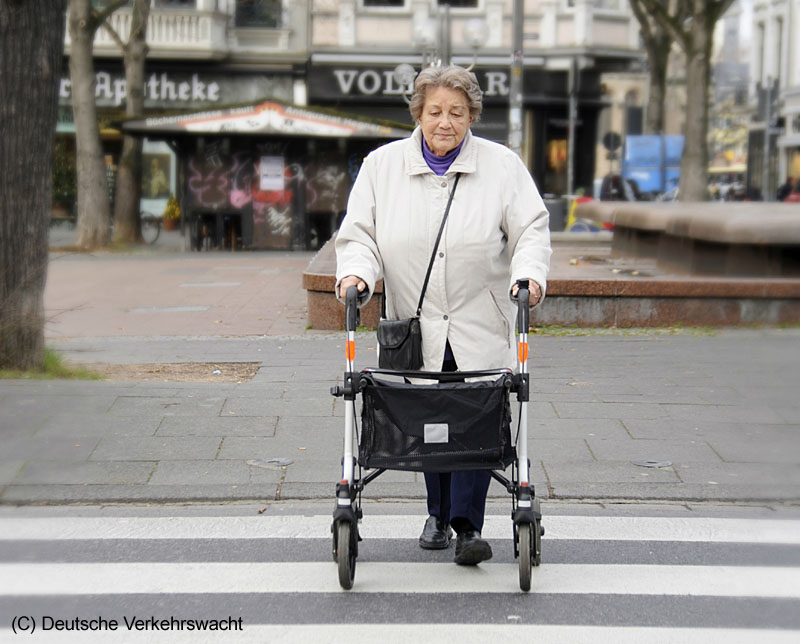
[
  {"xmin": 100, "ymin": 19, "xmax": 126, "ymax": 52},
  {"xmin": 708, "ymin": 0, "xmax": 736, "ymax": 23},
  {"xmin": 90, "ymin": 0, "xmax": 129, "ymax": 30},
  {"xmin": 637, "ymin": 0, "xmax": 691, "ymax": 51}
]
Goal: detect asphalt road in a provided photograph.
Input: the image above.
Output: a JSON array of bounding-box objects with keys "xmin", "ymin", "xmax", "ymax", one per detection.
[{"xmin": 1, "ymin": 501, "xmax": 799, "ymax": 642}]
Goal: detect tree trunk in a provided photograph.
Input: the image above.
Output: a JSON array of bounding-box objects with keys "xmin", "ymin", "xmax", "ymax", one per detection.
[
  {"xmin": 113, "ymin": 0, "xmax": 150, "ymax": 244},
  {"xmin": 644, "ymin": 26, "xmax": 671, "ymax": 134},
  {"xmin": 678, "ymin": 12, "xmax": 713, "ymax": 201},
  {"xmin": 0, "ymin": 0, "xmax": 66, "ymax": 370},
  {"xmin": 70, "ymin": 0, "xmax": 112, "ymax": 248}
]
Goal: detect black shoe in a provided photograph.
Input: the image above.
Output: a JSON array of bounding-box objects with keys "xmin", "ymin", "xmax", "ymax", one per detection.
[
  {"xmin": 419, "ymin": 515, "xmax": 452, "ymax": 550},
  {"xmin": 454, "ymin": 530, "xmax": 493, "ymax": 565}
]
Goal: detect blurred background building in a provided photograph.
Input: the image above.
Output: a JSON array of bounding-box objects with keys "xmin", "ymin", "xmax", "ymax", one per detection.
[
  {"xmin": 748, "ymin": 0, "xmax": 800, "ymax": 200},
  {"xmin": 56, "ymin": 1, "xmax": 783, "ymax": 249}
]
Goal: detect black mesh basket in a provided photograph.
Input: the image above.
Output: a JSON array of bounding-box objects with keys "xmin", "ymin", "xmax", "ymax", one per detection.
[{"xmin": 358, "ymin": 371, "xmax": 516, "ymax": 472}]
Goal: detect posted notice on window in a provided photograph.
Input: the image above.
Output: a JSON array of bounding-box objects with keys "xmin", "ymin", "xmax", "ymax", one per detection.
[{"xmin": 259, "ymin": 156, "xmax": 284, "ymax": 191}]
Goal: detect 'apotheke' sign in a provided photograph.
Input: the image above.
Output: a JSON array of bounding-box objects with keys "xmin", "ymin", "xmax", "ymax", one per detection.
[
  {"xmin": 59, "ymin": 70, "xmax": 293, "ymax": 109},
  {"xmin": 309, "ymin": 67, "xmax": 512, "ymax": 100},
  {"xmin": 61, "ymin": 72, "xmax": 220, "ymax": 107}
]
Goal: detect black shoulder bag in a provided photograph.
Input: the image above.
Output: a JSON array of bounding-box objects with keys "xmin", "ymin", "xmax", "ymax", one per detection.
[{"xmin": 377, "ymin": 173, "xmax": 461, "ymax": 370}]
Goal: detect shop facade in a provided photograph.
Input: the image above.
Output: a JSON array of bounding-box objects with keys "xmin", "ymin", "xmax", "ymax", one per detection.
[
  {"xmin": 123, "ymin": 100, "xmax": 411, "ymax": 250},
  {"xmin": 56, "ymin": 60, "xmax": 300, "ymax": 224},
  {"xmin": 306, "ymin": 58, "xmax": 605, "ymax": 198}
]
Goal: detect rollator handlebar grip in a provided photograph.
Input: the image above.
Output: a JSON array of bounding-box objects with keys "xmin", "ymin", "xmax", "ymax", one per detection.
[
  {"xmin": 345, "ymin": 286, "xmax": 359, "ymax": 332},
  {"xmin": 515, "ymin": 279, "xmax": 530, "ymax": 334}
]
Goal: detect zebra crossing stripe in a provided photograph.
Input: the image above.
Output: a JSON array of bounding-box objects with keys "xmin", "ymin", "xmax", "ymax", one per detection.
[
  {"xmin": 1, "ymin": 625, "xmax": 799, "ymax": 644},
  {"xmin": 3, "ymin": 562, "xmax": 799, "ymax": 596},
  {"xmin": 1, "ymin": 515, "xmax": 798, "ymax": 544}
]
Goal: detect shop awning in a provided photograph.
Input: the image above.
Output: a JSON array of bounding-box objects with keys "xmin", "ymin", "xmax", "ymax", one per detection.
[{"xmin": 121, "ymin": 99, "xmax": 413, "ymax": 139}]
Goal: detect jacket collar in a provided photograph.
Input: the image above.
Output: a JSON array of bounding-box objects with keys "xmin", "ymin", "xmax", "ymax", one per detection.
[{"xmin": 405, "ymin": 126, "xmax": 477, "ymax": 176}]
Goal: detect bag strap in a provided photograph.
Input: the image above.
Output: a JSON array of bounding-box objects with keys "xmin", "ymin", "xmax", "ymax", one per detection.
[{"xmin": 415, "ymin": 172, "xmax": 461, "ymax": 317}]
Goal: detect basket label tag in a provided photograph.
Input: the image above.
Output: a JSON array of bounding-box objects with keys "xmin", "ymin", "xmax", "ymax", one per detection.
[{"xmin": 424, "ymin": 423, "xmax": 449, "ymax": 443}]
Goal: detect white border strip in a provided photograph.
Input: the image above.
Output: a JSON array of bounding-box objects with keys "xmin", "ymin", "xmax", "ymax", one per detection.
[
  {"xmin": 1, "ymin": 516, "xmax": 799, "ymax": 544},
  {"xmin": 1, "ymin": 625, "xmax": 798, "ymax": 644},
  {"xmin": 3, "ymin": 562, "xmax": 799, "ymax": 597}
]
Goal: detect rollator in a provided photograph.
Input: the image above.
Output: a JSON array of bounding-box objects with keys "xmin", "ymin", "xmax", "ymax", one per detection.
[{"xmin": 330, "ymin": 281, "xmax": 543, "ymax": 591}]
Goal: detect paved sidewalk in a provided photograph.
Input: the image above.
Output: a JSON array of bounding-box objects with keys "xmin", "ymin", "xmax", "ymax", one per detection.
[
  {"xmin": 0, "ymin": 241, "xmax": 798, "ymax": 506},
  {"xmin": 2, "ymin": 329, "xmax": 799, "ymax": 505}
]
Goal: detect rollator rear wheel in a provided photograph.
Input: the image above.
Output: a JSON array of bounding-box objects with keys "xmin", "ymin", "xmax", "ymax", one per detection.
[
  {"xmin": 518, "ymin": 523, "xmax": 533, "ymax": 592},
  {"xmin": 336, "ymin": 521, "xmax": 356, "ymax": 590},
  {"xmin": 533, "ymin": 498, "xmax": 543, "ymax": 567}
]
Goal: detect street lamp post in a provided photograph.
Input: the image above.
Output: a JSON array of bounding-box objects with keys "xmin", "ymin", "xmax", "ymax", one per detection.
[
  {"xmin": 567, "ymin": 57, "xmax": 578, "ymax": 196},
  {"xmin": 509, "ymin": 0, "xmax": 524, "ymax": 157}
]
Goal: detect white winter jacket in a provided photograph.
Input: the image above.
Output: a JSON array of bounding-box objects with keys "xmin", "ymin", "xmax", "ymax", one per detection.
[{"xmin": 335, "ymin": 127, "xmax": 551, "ymax": 372}]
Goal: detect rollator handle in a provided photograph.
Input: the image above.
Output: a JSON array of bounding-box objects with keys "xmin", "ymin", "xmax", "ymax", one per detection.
[
  {"xmin": 515, "ymin": 279, "xmax": 530, "ymax": 334},
  {"xmin": 345, "ymin": 286, "xmax": 359, "ymax": 333}
]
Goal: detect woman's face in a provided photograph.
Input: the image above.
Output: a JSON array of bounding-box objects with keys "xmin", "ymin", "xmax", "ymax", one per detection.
[{"xmin": 419, "ymin": 85, "xmax": 472, "ymax": 157}]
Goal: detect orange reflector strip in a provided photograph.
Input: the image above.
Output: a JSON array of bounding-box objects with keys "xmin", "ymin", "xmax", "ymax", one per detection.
[
  {"xmin": 346, "ymin": 340, "xmax": 355, "ymax": 361},
  {"xmin": 521, "ymin": 481, "xmax": 529, "ymax": 487},
  {"xmin": 518, "ymin": 342, "xmax": 528, "ymax": 363}
]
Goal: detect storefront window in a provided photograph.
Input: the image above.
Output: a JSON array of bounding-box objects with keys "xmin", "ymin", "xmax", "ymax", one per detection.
[
  {"xmin": 545, "ymin": 139, "xmax": 568, "ymax": 196},
  {"xmin": 788, "ymin": 150, "xmax": 800, "ymax": 182},
  {"xmin": 438, "ymin": 1, "xmax": 478, "ymax": 7},
  {"xmin": 235, "ymin": 0, "xmax": 281, "ymax": 28},
  {"xmin": 363, "ymin": 0, "xmax": 405, "ymax": 7}
]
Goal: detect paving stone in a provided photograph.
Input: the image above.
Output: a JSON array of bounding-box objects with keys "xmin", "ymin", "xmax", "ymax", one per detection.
[
  {"xmin": 89, "ymin": 436, "xmax": 221, "ymax": 461},
  {"xmin": 0, "ymin": 461, "xmax": 26, "ymax": 485},
  {"xmin": 585, "ymin": 438, "xmax": 722, "ymax": 463},
  {"xmin": 620, "ymin": 418, "xmax": 732, "ymax": 440},
  {"xmin": 0, "ymin": 393, "xmax": 116, "ymax": 415},
  {"xmin": 221, "ymin": 397, "xmax": 332, "ymax": 418},
  {"xmin": 216, "ymin": 436, "xmax": 298, "ymax": 461},
  {"xmin": 0, "ymin": 408, "xmax": 51, "ymax": 433},
  {"xmin": 528, "ymin": 438, "xmax": 595, "ymax": 461},
  {"xmin": 707, "ymin": 435, "xmax": 800, "ymax": 464},
  {"xmin": 541, "ymin": 460, "xmax": 682, "ymax": 486},
  {"xmin": 524, "ymin": 402, "xmax": 560, "ymax": 420},
  {"xmin": 3, "ymin": 435, "xmax": 100, "ymax": 461},
  {"xmin": 0, "ymin": 483, "xmax": 281, "ymax": 504},
  {"xmin": 673, "ymin": 461, "xmax": 800, "ymax": 486},
  {"xmin": 282, "ymin": 458, "xmax": 359, "ymax": 484},
  {"xmin": 36, "ymin": 414, "xmax": 160, "ymax": 437},
  {"xmin": 148, "ymin": 460, "xmax": 281, "ymax": 486},
  {"xmin": 663, "ymin": 403, "xmax": 787, "ymax": 424},
  {"xmin": 553, "ymin": 401, "xmax": 668, "ymax": 420},
  {"xmin": 156, "ymin": 416, "xmax": 278, "ymax": 437},
  {"xmin": 108, "ymin": 396, "xmax": 226, "ymax": 417},
  {"xmin": 527, "ymin": 418, "xmax": 629, "ymax": 440},
  {"xmin": 278, "ymin": 481, "xmax": 425, "ymax": 501},
  {"xmin": 275, "ymin": 415, "xmax": 341, "ymax": 435},
  {"xmin": 547, "ymin": 482, "xmax": 797, "ymax": 502},
  {"xmin": 13, "ymin": 461, "xmax": 154, "ymax": 485}
]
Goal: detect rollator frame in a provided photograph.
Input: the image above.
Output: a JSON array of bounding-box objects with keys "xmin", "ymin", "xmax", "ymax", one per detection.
[{"xmin": 331, "ymin": 281, "xmax": 543, "ymax": 591}]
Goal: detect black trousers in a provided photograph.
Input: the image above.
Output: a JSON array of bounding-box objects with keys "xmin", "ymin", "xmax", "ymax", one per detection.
[{"xmin": 423, "ymin": 352, "xmax": 492, "ymax": 533}]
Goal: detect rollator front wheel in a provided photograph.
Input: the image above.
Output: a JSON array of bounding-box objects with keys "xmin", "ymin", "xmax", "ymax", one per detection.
[
  {"xmin": 518, "ymin": 523, "xmax": 533, "ymax": 592},
  {"xmin": 336, "ymin": 521, "xmax": 356, "ymax": 590}
]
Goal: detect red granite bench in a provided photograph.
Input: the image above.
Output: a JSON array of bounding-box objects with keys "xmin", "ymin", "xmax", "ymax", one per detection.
[
  {"xmin": 574, "ymin": 201, "xmax": 800, "ymax": 276},
  {"xmin": 301, "ymin": 233, "xmax": 383, "ymax": 330}
]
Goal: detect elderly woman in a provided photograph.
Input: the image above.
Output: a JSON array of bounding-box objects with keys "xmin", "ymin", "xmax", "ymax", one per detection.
[{"xmin": 336, "ymin": 65, "xmax": 551, "ymax": 566}]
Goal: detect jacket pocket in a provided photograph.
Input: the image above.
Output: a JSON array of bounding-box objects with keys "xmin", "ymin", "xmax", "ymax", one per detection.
[{"xmin": 487, "ymin": 290, "xmax": 511, "ymax": 348}]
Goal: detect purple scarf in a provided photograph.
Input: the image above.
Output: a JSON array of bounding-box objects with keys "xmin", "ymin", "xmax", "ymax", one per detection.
[{"xmin": 422, "ymin": 137, "xmax": 464, "ymax": 176}]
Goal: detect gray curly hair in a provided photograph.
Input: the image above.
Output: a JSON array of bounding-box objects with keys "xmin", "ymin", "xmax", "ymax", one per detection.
[{"xmin": 409, "ymin": 65, "xmax": 483, "ymax": 124}]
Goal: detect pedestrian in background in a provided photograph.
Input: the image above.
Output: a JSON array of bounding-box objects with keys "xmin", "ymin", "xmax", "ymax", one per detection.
[
  {"xmin": 777, "ymin": 177, "xmax": 794, "ymax": 202},
  {"xmin": 335, "ymin": 65, "xmax": 551, "ymax": 566}
]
